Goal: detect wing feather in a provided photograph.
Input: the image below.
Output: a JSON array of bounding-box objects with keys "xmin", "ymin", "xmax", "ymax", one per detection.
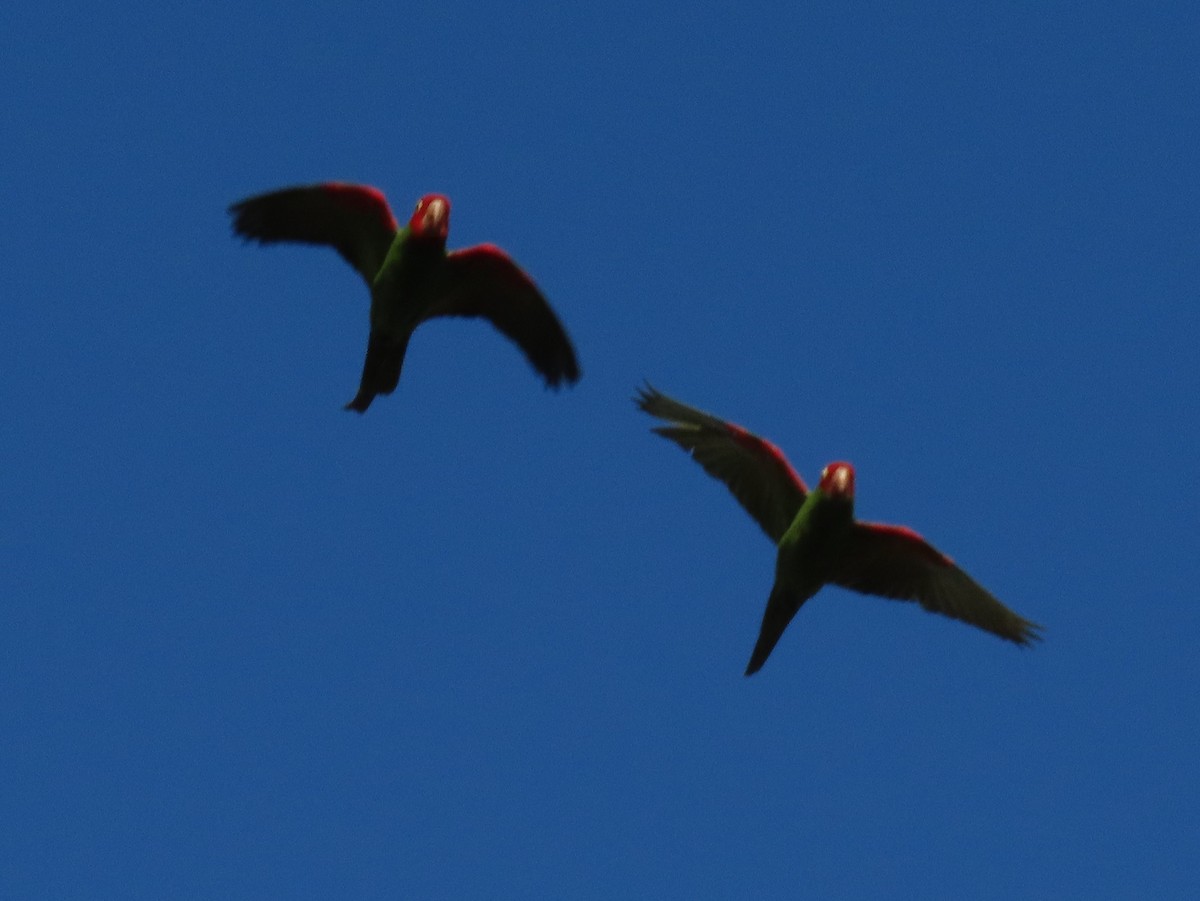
[
  {"xmin": 829, "ymin": 523, "xmax": 1042, "ymax": 644},
  {"xmin": 228, "ymin": 182, "xmax": 398, "ymax": 285},
  {"xmin": 636, "ymin": 385, "xmax": 808, "ymax": 543},
  {"xmin": 424, "ymin": 245, "xmax": 580, "ymax": 387}
]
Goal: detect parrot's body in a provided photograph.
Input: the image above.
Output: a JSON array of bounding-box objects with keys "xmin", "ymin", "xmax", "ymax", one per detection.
[
  {"xmin": 637, "ymin": 385, "xmax": 1041, "ymax": 675},
  {"xmin": 230, "ymin": 183, "xmax": 580, "ymax": 412}
]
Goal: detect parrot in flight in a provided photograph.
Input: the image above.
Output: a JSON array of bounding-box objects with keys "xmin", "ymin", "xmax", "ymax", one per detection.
[
  {"xmin": 229, "ymin": 183, "xmax": 580, "ymax": 412},
  {"xmin": 636, "ymin": 384, "xmax": 1041, "ymax": 675}
]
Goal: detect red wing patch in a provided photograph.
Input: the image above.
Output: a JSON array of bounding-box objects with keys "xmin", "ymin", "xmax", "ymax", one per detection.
[
  {"xmin": 727, "ymin": 423, "xmax": 809, "ymax": 495},
  {"xmin": 859, "ymin": 522, "xmax": 955, "ymax": 567},
  {"xmin": 323, "ymin": 182, "xmax": 398, "ymax": 231}
]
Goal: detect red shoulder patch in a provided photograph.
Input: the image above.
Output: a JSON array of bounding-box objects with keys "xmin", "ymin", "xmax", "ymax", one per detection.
[
  {"xmin": 863, "ymin": 522, "xmax": 954, "ymax": 567},
  {"xmin": 727, "ymin": 423, "xmax": 809, "ymax": 494},
  {"xmin": 323, "ymin": 182, "xmax": 398, "ymax": 231}
]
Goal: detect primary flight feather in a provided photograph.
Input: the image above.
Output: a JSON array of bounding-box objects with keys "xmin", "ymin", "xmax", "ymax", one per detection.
[
  {"xmin": 636, "ymin": 384, "xmax": 1041, "ymax": 675},
  {"xmin": 229, "ymin": 183, "xmax": 580, "ymax": 412}
]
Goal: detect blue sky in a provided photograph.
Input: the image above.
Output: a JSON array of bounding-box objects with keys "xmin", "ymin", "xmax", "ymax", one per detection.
[{"xmin": 3, "ymin": 1, "xmax": 1198, "ymax": 897}]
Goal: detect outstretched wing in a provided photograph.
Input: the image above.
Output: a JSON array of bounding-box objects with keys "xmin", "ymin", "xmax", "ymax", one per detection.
[
  {"xmin": 636, "ymin": 384, "xmax": 808, "ymax": 543},
  {"xmin": 424, "ymin": 244, "xmax": 581, "ymax": 388},
  {"xmin": 829, "ymin": 523, "xmax": 1042, "ymax": 645},
  {"xmin": 228, "ymin": 182, "xmax": 398, "ymax": 285}
]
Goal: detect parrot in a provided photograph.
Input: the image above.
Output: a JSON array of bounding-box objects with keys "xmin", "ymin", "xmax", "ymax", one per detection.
[
  {"xmin": 228, "ymin": 183, "xmax": 580, "ymax": 412},
  {"xmin": 636, "ymin": 384, "xmax": 1041, "ymax": 675}
]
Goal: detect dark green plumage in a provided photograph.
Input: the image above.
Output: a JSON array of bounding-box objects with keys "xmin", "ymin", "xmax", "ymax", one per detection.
[
  {"xmin": 637, "ymin": 384, "xmax": 1041, "ymax": 675},
  {"xmin": 230, "ymin": 183, "xmax": 580, "ymax": 412}
]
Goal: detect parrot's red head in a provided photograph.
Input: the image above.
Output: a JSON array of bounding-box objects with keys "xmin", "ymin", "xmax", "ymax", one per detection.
[
  {"xmin": 817, "ymin": 462, "xmax": 855, "ymax": 499},
  {"xmin": 410, "ymin": 194, "xmax": 450, "ymax": 241}
]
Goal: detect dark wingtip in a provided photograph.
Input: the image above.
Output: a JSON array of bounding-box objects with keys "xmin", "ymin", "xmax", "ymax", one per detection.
[
  {"xmin": 227, "ymin": 198, "xmax": 265, "ymax": 242},
  {"xmin": 1015, "ymin": 620, "xmax": 1045, "ymax": 646},
  {"xmin": 343, "ymin": 397, "xmax": 371, "ymax": 414},
  {"xmin": 227, "ymin": 202, "xmax": 245, "ymax": 235},
  {"xmin": 633, "ymin": 380, "xmax": 659, "ymax": 411},
  {"xmin": 560, "ymin": 352, "xmax": 582, "ymax": 387},
  {"xmin": 544, "ymin": 361, "xmax": 582, "ymax": 390}
]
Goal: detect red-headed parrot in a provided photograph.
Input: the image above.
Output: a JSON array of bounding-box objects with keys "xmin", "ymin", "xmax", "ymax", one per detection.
[
  {"xmin": 636, "ymin": 384, "xmax": 1041, "ymax": 675},
  {"xmin": 229, "ymin": 183, "xmax": 580, "ymax": 412}
]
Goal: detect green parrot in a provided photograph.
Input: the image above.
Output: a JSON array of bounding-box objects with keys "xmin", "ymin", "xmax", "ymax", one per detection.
[
  {"xmin": 636, "ymin": 385, "xmax": 1041, "ymax": 675},
  {"xmin": 229, "ymin": 183, "xmax": 580, "ymax": 412}
]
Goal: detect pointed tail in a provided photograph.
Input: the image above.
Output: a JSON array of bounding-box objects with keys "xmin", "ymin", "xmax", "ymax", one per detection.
[
  {"xmin": 745, "ymin": 583, "xmax": 809, "ymax": 676},
  {"xmin": 345, "ymin": 331, "xmax": 410, "ymax": 413}
]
